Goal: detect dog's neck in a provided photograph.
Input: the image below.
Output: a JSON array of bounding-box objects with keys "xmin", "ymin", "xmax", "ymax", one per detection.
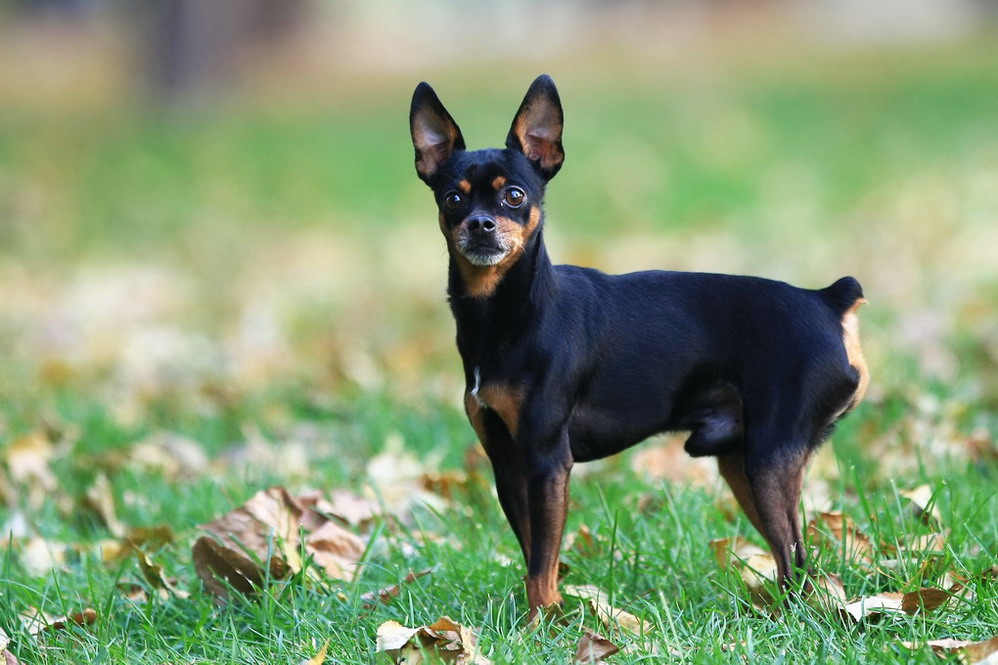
[{"xmin": 448, "ymin": 227, "xmax": 555, "ymax": 362}]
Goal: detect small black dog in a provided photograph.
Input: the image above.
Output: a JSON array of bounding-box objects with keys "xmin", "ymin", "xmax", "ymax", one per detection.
[{"xmin": 409, "ymin": 75, "xmax": 868, "ymax": 617}]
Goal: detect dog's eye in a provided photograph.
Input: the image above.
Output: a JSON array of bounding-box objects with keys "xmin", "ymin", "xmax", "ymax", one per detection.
[
  {"xmin": 443, "ymin": 191, "xmax": 463, "ymax": 210},
  {"xmin": 503, "ymin": 187, "xmax": 526, "ymax": 208}
]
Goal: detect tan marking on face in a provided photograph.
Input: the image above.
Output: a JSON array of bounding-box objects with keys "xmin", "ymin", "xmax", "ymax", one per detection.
[
  {"xmin": 841, "ymin": 297, "xmax": 869, "ymax": 412},
  {"xmin": 451, "ymin": 205, "xmax": 543, "ymax": 299},
  {"xmin": 491, "ymin": 175, "xmax": 507, "ymax": 191},
  {"xmin": 457, "ymin": 179, "xmax": 472, "ymax": 194}
]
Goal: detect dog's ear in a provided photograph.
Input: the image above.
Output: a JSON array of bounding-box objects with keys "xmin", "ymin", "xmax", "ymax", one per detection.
[
  {"xmin": 506, "ymin": 74, "xmax": 564, "ymax": 181},
  {"xmin": 410, "ymin": 82, "xmax": 465, "ymax": 183}
]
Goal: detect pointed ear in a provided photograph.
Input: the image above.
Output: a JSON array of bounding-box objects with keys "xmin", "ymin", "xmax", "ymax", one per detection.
[
  {"xmin": 506, "ymin": 74, "xmax": 564, "ymax": 181},
  {"xmin": 410, "ymin": 82, "xmax": 465, "ymax": 183}
]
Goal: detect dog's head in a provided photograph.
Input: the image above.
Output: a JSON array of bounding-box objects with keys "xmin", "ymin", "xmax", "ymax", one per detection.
[{"xmin": 410, "ymin": 76, "xmax": 564, "ymax": 277}]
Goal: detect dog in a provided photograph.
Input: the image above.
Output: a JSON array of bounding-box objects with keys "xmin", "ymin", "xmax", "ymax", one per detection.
[{"xmin": 409, "ymin": 74, "xmax": 868, "ymax": 618}]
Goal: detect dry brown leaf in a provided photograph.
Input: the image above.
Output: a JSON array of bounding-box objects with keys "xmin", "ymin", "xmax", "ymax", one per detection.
[
  {"xmin": 807, "ymin": 574, "xmax": 849, "ymax": 613},
  {"xmin": 841, "ymin": 592, "xmax": 904, "ymax": 622},
  {"xmin": 710, "ymin": 537, "xmax": 778, "ymax": 603},
  {"xmin": 908, "ymin": 530, "xmax": 949, "ymax": 554},
  {"xmin": 375, "ymin": 616, "xmax": 490, "ymax": 664},
  {"xmin": 361, "ymin": 569, "xmax": 434, "ymax": 608},
  {"xmin": 903, "ymin": 636, "xmax": 998, "ymax": 663},
  {"xmin": 899, "ymin": 485, "xmax": 944, "ymax": 525},
  {"xmin": 192, "ymin": 487, "xmax": 370, "ymax": 600},
  {"xmin": 192, "ymin": 532, "xmax": 290, "ymax": 600},
  {"xmin": 21, "ymin": 607, "xmax": 97, "ymax": 636},
  {"xmin": 6, "ymin": 432, "xmax": 57, "ymax": 490},
  {"xmin": 421, "ymin": 470, "xmax": 474, "ymax": 501},
  {"xmin": 19, "ymin": 537, "xmax": 67, "ymax": 576},
  {"xmin": 564, "ymin": 585, "xmax": 651, "ymax": 635},
  {"xmin": 305, "ymin": 520, "xmax": 365, "ymax": 580},
  {"xmin": 0, "ymin": 627, "xmax": 12, "ymax": 665},
  {"xmin": 628, "ymin": 434, "xmax": 719, "ymax": 488},
  {"xmin": 565, "ymin": 524, "xmax": 598, "ymax": 558},
  {"xmin": 575, "ymin": 629, "xmax": 620, "ymax": 664},
  {"xmin": 85, "ymin": 473, "xmax": 127, "ymax": 538},
  {"xmin": 900, "ymin": 587, "xmax": 952, "ymax": 614},
  {"xmin": 366, "ymin": 436, "xmax": 449, "ymax": 519},
  {"xmin": 129, "ymin": 431, "xmax": 209, "ymax": 478},
  {"xmin": 806, "ymin": 511, "xmax": 876, "ymax": 564},
  {"xmin": 132, "ymin": 546, "xmax": 190, "ymax": 600},
  {"xmin": 305, "ymin": 489, "xmax": 382, "ymax": 530},
  {"xmin": 300, "ymin": 638, "xmax": 330, "ymax": 665}
]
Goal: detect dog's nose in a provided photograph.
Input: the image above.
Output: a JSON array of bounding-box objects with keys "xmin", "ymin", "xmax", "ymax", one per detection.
[{"xmin": 466, "ymin": 216, "xmax": 496, "ymax": 233}]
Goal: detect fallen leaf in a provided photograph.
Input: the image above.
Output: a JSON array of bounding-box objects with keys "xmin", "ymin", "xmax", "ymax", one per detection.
[
  {"xmin": 192, "ymin": 532, "xmax": 290, "ymax": 600},
  {"xmin": 709, "ymin": 537, "xmax": 768, "ymax": 569},
  {"xmin": 565, "ymin": 524, "xmax": 598, "ymax": 558},
  {"xmin": 421, "ymin": 470, "xmax": 476, "ymax": 501},
  {"xmin": 361, "ymin": 568, "xmax": 434, "ymax": 608},
  {"xmin": 375, "ymin": 616, "xmax": 490, "ymax": 664},
  {"xmin": 300, "ymin": 638, "xmax": 330, "ymax": 665},
  {"xmin": 305, "ymin": 520, "xmax": 365, "ymax": 580},
  {"xmin": 305, "ymin": 489, "xmax": 382, "ymax": 530},
  {"xmin": 366, "ymin": 434, "xmax": 449, "ymax": 519},
  {"xmin": 2, "ymin": 651, "xmax": 17, "ymax": 665},
  {"xmin": 21, "ymin": 607, "xmax": 98, "ymax": 636},
  {"xmin": 841, "ymin": 592, "xmax": 904, "ymax": 622},
  {"xmin": 900, "ymin": 587, "xmax": 952, "ymax": 614},
  {"xmin": 628, "ymin": 434, "xmax": 719, "ymax": 488},
  {"xmin": 129, "ymin": 431, "xmax": 209, "ymax": 478},
  {"xmin": 6, "ymin": 432, "xmax": 57, "ymax": 490},
  {"xmin": 709, "ymin": 536, "xmax": 779, "ymax": 604},
  {"xmin": 19, "ymin": 537, "xmax": 67, "ymax": 576},
  {"xmin": 564, "ymin": 585, "xmax": 651, "ymax": 635},
  {"xmin": 575, "ymin": 629, "xmax": 620, "ymax": 664},
  {"xmin": 192, "ymin": 487, "xmax": 370, "ymax": 601},
  {"xmin": 806, "ymin": 511, "xmax": 876, "ymax": 564},
  {"xmin": 192, "ymin": 489, "xmax": 304, "ymax": 601},
  {"xmin": 85, "ymin": 473, "xmax": 127, "ymax": 538},
  {"xmin": 899, "ymin": 485, "xmax": 944, "ymax": 525},
  {"xmin": 808, "ymin": 574, "xmax": 848, "ymax": 613},
  {"xmin": 132, "ymin": 546, "xmax": 190, "ymax": 599},
  {"xmin": 902, "ymin": 636, "xmax": 998, "ymax": 663}
]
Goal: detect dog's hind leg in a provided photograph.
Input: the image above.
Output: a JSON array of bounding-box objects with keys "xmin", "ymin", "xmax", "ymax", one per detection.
[{"xmin": 741, "ymin": 431, "xmax": 811, "ymax": 590}]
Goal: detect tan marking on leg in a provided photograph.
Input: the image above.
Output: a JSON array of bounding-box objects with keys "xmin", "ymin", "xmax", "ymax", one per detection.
[
  {"xmin": 491, "ymin": 175, "xmax": 507, "ymax": 191},
  {"xmin": 717, "ymin": 452, "xmax": 765, "ymax": 537}
]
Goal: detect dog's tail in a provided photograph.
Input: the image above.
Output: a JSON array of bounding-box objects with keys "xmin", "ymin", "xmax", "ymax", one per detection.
[{"xmin": 819, "ymin": 276, "xmax": 865, "ymax": 314}]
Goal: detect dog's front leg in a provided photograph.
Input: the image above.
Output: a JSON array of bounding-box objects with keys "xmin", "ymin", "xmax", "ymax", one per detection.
[{"xmin": 523, "ymin": 427, "xmax": 572, "ymax": 618}]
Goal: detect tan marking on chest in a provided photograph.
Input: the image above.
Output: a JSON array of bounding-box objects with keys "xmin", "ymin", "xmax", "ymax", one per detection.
[
  {"xmin": 842, "ymin": 297, "xmax": 869, "ymax": 410},
  {"xmin": 464, "ymin": 375, "xmax": 525, "ymax": 439}
]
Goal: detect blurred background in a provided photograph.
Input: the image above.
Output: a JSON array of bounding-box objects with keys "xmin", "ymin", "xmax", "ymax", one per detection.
[{"xmin": 1, "ymin": 0, "xmax": 996, "ymax": 440}]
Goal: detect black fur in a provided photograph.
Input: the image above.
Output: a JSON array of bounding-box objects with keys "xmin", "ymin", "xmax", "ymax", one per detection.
[{"xmin": 410, "ymin": 75, "xmax": 868, "ymax": 616}]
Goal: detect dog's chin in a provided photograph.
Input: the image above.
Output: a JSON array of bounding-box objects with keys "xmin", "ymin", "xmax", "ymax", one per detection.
[{"xmin": 459, "ymin": 246, "xmax": 509, "ymax": 267}]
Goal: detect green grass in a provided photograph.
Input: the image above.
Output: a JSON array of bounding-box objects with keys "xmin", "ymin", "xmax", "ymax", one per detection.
[{"xmin": 1, "ymin": 31, "xmax": 997, "ymax": 665}]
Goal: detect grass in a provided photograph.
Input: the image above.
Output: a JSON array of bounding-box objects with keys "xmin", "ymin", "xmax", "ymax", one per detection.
[{"xmin": 1, "ymin": 28, "xmax": 997, "ymax": 665}]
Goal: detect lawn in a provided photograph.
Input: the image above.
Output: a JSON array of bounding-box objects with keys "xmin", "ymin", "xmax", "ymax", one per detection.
[{"xmin": 1, "ymin": 29, "xmax": 996, "ymax": 664}]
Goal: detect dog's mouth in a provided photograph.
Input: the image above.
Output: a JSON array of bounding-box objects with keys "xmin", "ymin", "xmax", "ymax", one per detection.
[
  {"xmin": 456, "ymin": 236, "xmax": 511, "ymax": 267},
  {"xmin": 460, "ymin": 246, "xmax": 509, "ymax": 266}
]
